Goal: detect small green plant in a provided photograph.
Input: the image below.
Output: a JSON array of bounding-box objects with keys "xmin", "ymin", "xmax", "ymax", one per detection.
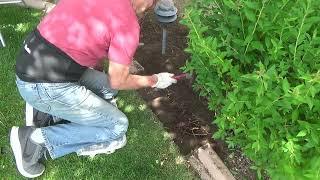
[{"xmin": 181, "ymin": 0, "xmax": 320, "ymax": 179}]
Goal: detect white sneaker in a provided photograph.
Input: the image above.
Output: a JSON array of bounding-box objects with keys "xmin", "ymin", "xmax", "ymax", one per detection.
[
  {"xmin": 109, "ymin": 98, "xmax": 118, "ymax": 108},
  {"xmin": 77, "ymin": 135, "xmax": 127, "ymax": 158}
]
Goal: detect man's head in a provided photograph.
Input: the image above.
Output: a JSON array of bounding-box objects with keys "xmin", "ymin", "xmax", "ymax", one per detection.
[{"xmin": 131, "ymin": 0, "xmax": 158, "ymax": 15}]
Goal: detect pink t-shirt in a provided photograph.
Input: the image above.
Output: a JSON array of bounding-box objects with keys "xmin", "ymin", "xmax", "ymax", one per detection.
[{"xmin": 37, "ymin": 0, "xmax": 140, "ymax": 67}]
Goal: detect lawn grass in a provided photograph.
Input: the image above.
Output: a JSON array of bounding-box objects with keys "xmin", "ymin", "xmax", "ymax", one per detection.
[{"xmin": 0, "ymin": 6, "xmax": 196, "ymax": 179}]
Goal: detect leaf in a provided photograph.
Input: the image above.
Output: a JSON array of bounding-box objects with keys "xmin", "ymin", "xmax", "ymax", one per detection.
[
  {"xmin": 289, "ymin": 44, "xmax": 295, "ymax": 54},
  {"xmin": 251, "ymin": 41, "xmax": 264, "ymax": 51},
  {"xmin": 282, "ymin": 78, "xmax": 290, "ymax": 93},
  {"xmin": 244, "ymin": 1, "xmax": 259, "ymax": 9},
  {"xmin": 243, "ymin": 8, "xmax": 256, "ymax": 22},
  {"xmin": 244, "ymin": 34, "xmax": 253, "ymax": 45},
  {"xmin": 305, "ymin": 96, "xmax": 314, "ymax": 110},
  {"xmin": 305, "ymin": 16, "xmax": 320, "ymax": 25},
  {"xmin": 256, "ymin": 83, "xmax": 264, "ymax": 96},
  {"xmin": 232, "ymin": 38, "xmax": 245, "ymax": 46},
  {"xmin": 223, "ymin": 0, "xmax": 236, "ymax": 9},
  {"xmin": 297, "ymin": 130, "xmax": 307, "ymax": 137},
  {"xmin": 310, "ymin": 86, "xmax": 317, "ymax": 98},
  {"xmin": 291, "ymin": 109, "xmax": 299, "ymax": 121}
]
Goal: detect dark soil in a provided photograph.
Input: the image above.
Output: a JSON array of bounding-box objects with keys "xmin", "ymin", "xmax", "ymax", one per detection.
[{"xmin": 134, "ymin": 12, "xmax": 257, "ymax": 180}]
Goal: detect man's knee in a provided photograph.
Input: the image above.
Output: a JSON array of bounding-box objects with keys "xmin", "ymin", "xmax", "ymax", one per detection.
[{"xmin": 114, "ymin": 113, "xmax": 128, "ymax": 136}]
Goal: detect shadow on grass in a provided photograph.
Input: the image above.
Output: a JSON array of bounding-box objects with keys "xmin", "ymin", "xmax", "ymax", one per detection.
[
  {"xmin": 0, "ymin": 6, "xmax": 42, "ymax": 54},
  {"xmin": 37, "ymin": 91, "xmax": 194, "ymax": 179}
]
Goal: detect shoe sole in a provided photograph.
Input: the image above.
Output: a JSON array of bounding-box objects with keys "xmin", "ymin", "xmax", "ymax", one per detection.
[
  {"xmin": 78, "ymin": 137, "xmax": 127, "ymax": 157},
  {"xmin": 78, "ymin": 148, "xmax": 116, "ymax": 157},
  {"xmin": 10, "ymin": 126, "xmax": 44, "ymax": 178}
]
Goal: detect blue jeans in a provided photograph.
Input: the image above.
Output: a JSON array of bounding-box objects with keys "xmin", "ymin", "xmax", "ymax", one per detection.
[{"xmin": 16, "ymin": 69, "xmax": 128, "ymax": 159}]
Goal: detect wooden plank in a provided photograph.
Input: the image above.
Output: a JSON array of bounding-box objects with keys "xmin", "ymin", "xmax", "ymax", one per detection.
[
  {"xmin": 188, "ymin": 155, "xmax": 212, "ymax": 180},
  {"xmin": 188, "ymin": 143, "xmax": 235, "ymax": 180},
  {"xmin": 197, "ymin": 143, "xmax": 235, "ymax": 180}
]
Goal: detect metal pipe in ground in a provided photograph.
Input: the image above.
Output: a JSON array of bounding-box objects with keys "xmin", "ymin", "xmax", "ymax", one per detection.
[
  {"xmin": 154, "ymin": 0, "xmax": 178, "ymax": 55},
  {"xmin": 161, "ymin": 27, "xmax": 167, "ymax": 55}
]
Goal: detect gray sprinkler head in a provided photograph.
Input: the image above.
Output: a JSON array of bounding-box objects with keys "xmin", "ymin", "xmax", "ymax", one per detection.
[{"xmin": 154, "ymin": 0, "xmax": 178, "ymax": 23}]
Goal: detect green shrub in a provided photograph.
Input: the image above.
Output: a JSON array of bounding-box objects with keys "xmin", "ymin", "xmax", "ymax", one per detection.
[{"xmin": 181, "ymin": 0, "xmax": 320, "ymax": 179}]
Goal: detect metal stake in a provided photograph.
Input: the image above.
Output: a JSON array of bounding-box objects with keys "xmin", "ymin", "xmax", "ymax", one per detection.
[{"xmin": 162, "ymin": 26, "xmax": 167, "ymax": 55}]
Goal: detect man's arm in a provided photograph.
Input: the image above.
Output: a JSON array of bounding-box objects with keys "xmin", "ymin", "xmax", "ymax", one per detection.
[{"xmin": 108, "ymin": 61, "xmax": 158, "ymax": 90}]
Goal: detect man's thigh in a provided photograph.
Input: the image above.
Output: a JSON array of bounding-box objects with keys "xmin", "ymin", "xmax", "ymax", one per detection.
[
  {"xmin": 18, "ymin": 81, "xmax": 125, "ymax": 127},
  {"xmin": 79, "ymin": 68, "xmax": 118, "ymax": 99}
]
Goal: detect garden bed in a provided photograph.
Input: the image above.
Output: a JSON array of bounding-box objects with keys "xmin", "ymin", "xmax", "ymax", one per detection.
[{"xmin": 135, "ymin": 12, "xmax": 257, "ymax": 180}]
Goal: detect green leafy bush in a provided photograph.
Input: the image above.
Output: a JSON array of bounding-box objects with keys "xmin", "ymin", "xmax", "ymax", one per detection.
[{"xmin": 181, "ymin": 0, "xmax": 320, "ymax": 179}]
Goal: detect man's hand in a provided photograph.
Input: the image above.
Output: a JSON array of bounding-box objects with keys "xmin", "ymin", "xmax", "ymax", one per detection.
[
  {"xmin": 108, "ymin": 61, "xmax": 157, "ymax": 90},
  {"xmin": 152, "ymin": 72, "xmax": 177, "ymax": 89}
]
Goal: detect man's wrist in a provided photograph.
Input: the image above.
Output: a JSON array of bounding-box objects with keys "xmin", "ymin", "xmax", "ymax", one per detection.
[{"xmin": 149, "ymin": 75, "xmax": 158, "ymax": 87}]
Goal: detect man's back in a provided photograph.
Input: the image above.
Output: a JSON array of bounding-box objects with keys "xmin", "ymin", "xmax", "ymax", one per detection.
[{"xmin": 38, "ymin": 0, "xmax": 140, "ymax": 67}]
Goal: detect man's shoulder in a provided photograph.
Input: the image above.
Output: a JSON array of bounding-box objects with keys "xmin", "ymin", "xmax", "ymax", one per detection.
[{"xmin": 102, "ymin": 0, "xmax": 139, "ymax": 28}]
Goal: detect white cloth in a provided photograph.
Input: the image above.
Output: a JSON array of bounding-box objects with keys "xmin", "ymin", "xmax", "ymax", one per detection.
[{"xmin": 153, "ymin": 72, "xmax": 177, "ymax": 89}]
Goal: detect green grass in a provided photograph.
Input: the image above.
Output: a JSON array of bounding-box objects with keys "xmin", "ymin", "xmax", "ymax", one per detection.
[{"xmin": 0, "ymin": 6, "xmax": 196, "ymax": 179}]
